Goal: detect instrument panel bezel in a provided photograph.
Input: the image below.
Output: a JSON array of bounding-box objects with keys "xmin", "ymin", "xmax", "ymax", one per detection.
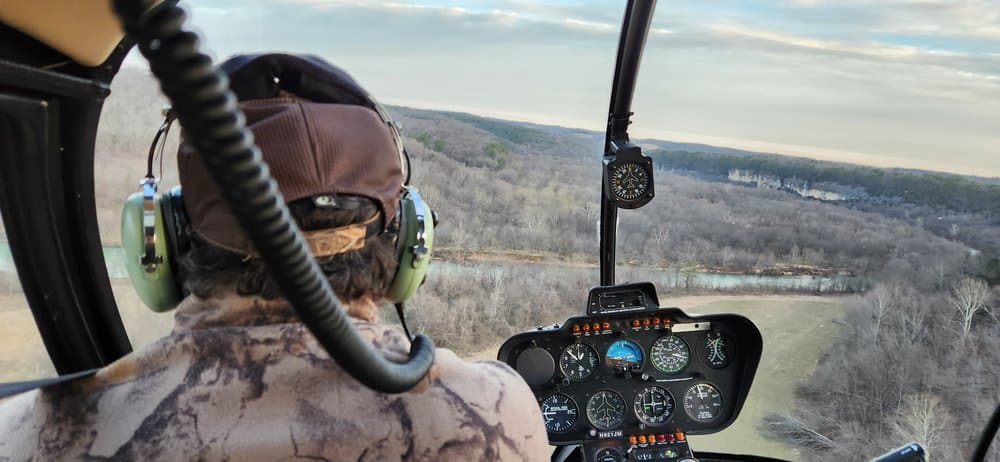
[{"xmin": 497, "ymin": 307, "xmax": 763, "ymax": 446}]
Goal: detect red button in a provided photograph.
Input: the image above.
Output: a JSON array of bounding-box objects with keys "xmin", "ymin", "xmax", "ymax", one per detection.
[
  {"xmin": 667, "ymin": 433, "xmax": 675, "ymax": 442},
  {"xmin": 657, "ymin": 434, "xmax": 666, "ymax": 443}
]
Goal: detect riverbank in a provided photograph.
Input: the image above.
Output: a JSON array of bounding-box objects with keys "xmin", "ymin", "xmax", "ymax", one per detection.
[{"xmin": 436, "ymin": 247, "xmax": 853, "ymax": 277}]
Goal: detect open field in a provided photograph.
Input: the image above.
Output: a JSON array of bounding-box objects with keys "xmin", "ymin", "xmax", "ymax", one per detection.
[
  {"xmin": 0, "ymin": 280, "xmax": 175, "ymax": 384},
  {"xmin": 675, "ymin": 295, "xmax": 847, "ymax": 460}
]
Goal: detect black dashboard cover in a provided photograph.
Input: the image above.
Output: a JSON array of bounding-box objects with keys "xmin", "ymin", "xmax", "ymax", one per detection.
[{"xmin": 498, "ymin": 306, "xmax": 763, "ymax": 446}]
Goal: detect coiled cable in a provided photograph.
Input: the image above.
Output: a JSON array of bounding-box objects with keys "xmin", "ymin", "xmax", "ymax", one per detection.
[{"xmin": 112, "ymin": 0, "xmax": 434, "ymax": 393}]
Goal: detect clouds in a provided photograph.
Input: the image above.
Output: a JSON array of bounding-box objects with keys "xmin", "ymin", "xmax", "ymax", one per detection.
[{"xmin": 171, "ymin": 0, "xmax": 999, "ymax": 176}]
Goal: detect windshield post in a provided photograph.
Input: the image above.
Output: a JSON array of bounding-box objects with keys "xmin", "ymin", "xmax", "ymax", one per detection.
[{"xmin": 600, "ymin": 0, "xmax": 658, "ymax": 286}]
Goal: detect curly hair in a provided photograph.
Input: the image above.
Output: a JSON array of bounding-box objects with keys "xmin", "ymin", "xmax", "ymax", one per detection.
[{"xmin": 180, "ymin": 194, "xmax": 398, "ymax": 301}]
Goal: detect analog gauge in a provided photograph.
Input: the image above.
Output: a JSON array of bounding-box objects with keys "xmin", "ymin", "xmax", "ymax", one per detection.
[
  {"xmin": 586, "ymin": 390, "xmax": 627, "ymax": 430},
  {"xmin": 609, "ymin": 161, "xmax": 651, "ymax": 202},
  {"xmin": 683, "ymin": 383, "xmax": 724, "ymax": 422},
  {"xmin": 633, "ymin": 386, "xmax": 675, "ymax": 427},
  {"xmin": 593, "ymin": 447, "xmax": 624, "ymax": 462},
  {"xmin": 540, "ymin": 393, "xmax": 579, "ymax": 433},
  {"xmin": 650, "ymin": 335, "xmax": 690, "ymax": 374},
  {"xmin": 605, "ymin": 339, "xmax": 643, "ymax": 371},
  {"xmin": 560, "ymin": 343, "xmax": 599, "ymax": 381},
  {"xmin": 705, "ymin": 331, "xmax": 730, "ymax": 368}
]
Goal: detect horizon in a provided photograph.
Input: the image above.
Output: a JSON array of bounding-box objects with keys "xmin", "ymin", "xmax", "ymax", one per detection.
[{"xmin": 124, "ymin": 0, "xmax": 1000, "ymax": 177}]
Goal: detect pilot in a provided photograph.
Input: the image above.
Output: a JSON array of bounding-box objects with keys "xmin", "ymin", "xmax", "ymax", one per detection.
[{"xmin": 0, "ymin": 54, "xmax": 549, "ymax": 461}]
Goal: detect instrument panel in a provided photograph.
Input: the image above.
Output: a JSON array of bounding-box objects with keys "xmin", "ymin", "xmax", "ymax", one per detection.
[{"xmin": 498, "ymin": 300, "xmax": 762, "ymax": 462}]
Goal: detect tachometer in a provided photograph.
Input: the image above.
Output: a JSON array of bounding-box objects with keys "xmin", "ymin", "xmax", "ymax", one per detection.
[
  {"xmin": 605, "ymin": 339, "xmax": 643, "ymax": 371},
  {"xmin": 704, "ymin": 331, "xmax": 729, "ymax": 368},
  {"xmin": 586, "ymin": 390, "xmax": 627, "ymax": 430},
  {"xmin": 633, "ymin": 386, "xmax": 674, "ymax": 426},
  {"xmin": 540, "ymin": 393, "xmax": 579, "ymax": 433},
  {"xmin": 683, "ymin": 383, "xmax": 723, "ymax": 422},
  {"xmin": 650, "ymin": 335, "xmax": 690, "ymax": 374},
  {"xmin": 560, "ymin": 343, "xmax": 599, "ymax": 381}
]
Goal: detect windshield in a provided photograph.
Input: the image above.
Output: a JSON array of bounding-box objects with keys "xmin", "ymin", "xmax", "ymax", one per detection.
[{"xmin": 7, "ymin": 1, "xmax": 998, "ymax": 461}]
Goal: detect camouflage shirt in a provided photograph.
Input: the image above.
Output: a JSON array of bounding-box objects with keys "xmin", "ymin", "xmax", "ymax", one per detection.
[{"xmin": 0, "ymin": 296, "xmax": 550, "ymax": 461}]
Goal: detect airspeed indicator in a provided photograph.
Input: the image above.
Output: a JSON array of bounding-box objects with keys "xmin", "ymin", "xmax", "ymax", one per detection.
[{"xmin": 651, "ymin": 335, "xmax": 690, "ymax": 374}]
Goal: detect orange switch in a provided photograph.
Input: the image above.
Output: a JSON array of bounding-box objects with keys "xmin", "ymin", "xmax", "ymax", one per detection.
[
  {"xmin": 675, "ymin": 431, "xmax": 685, "ymax": 441},
  {"xmin": 632, "ymin": 319, "xmax": 640, "ymax": 327},
  {"xmin": 638, "ymin": 435, "xmax": 647, "ymax": 444},
  {"xmin": 647, "ymin": 434, "xmax": 656, "ymax": 444},
  {"xmin": 583, "ymin": 324, "xmax": 591, "ymax": 332},
  {"xmin": 592, "ymin": 323, "xmax": 601, "ymax": 331},
  {"xmin": 628, "ymin": 436, "xmax": 638, "ymax": 445},
  {"xmin": 602, "ymin": 322, "xmax": 611, "ymax": 330},
  {"xmin": 642, "ymin": 318, "xmax": 651, "ymax": 326},
  {"xmin": 572, "ymin": 324, "xmax": 580, "ymax": 333},
  {"xmin": 653, "ymin": 317, "xmax": 661, "ymax": 325}
]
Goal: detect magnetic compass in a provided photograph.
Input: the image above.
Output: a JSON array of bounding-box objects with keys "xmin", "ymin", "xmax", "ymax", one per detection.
[{"xmin": 603, "ymin": 143, "xmax": 654, "ymax": 209}]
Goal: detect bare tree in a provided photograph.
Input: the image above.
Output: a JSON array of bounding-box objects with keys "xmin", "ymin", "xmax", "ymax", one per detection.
[
  {"xmin": 949, "ymin": 278, "xmax": 991, "ymax": 338},
  {"xmin": 869, "ymin": 284, "xmax": 896, "ymax": 346},
  {"xmin": 893, "ymin": 393, "xmax": 950, "ymax": 461}
]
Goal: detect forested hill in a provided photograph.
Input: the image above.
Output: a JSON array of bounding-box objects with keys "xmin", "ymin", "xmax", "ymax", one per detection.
[{"xmin": 391, "ymin": 107, "xmax": 999, "ymax": 257}]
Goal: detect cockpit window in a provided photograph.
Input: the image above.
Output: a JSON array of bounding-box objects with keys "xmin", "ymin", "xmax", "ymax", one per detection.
[
  {"xmin": 0, "ymin": 219, "xmax": 56, "ymax": 382},
  {"xmin": 14, "ymin": 2, "xmax": 991, "ymax": 460}
]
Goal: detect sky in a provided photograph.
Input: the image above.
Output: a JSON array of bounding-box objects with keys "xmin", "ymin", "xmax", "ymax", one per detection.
[{"xmin": 163, "ymin": 0, "xmax": 1000, "ymax": 177}]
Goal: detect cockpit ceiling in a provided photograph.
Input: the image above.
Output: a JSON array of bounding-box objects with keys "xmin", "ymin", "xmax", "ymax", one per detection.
[{"xmin": 0, "ymin": 0, "xmax": 158, "ymax": 67}]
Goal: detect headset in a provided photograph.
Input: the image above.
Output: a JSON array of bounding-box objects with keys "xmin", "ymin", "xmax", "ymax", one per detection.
[{"xmin": 121, "ymin": 56, "xmax": 435, "ymax": 317}]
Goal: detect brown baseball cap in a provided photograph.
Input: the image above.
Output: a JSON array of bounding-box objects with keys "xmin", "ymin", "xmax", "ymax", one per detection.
[{"xmin": 178, "ymin": 95, "xmax": 404, "ymax": 256}]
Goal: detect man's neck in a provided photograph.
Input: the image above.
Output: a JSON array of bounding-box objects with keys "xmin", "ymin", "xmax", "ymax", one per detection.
[{"xmin": 173, "ymin": 293, "xmax": 379, "ymax": 332}]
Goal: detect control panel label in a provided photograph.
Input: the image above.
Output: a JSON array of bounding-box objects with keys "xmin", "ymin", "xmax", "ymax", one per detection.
[{"xmin": 597, "ymin": 430, "xmax": 624, "ymax": 439}]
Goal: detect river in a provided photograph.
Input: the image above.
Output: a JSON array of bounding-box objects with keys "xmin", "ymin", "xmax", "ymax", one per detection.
[{"xmin": 0, "ymin": 244, "xmax": 866, "ymax": 293}]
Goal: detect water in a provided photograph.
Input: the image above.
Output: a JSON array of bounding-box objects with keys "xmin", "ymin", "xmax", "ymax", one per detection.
[
  {"xmin": 431, "ymin": 261, "xmax": 864, "ymax": 293},
  {"xmin": 1, "ymin": 244, "xmax": 864, "ymax": 292},
  {"xmin": 0, "ymin": 244, "xmax": 130, "ymax": 279}
]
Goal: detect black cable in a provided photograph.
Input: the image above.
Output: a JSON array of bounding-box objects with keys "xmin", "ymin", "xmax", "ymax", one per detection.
[
  {"xmin": 112, "ymin": 0, "xmax": 434, "ymax": 393},
  {"xmin": 971, "ymin": 400, "xmax": 1000, "ymax": 462},
  {"xmin": 394, "ymin": 303, "xmax": 413, "ymax": 342}
]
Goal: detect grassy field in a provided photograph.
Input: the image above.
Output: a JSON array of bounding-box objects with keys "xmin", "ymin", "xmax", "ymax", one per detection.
[
  {"xmin": 0, "ymin": 280, "xmax": 175, "ymax": 383},
  {"xmin": 671, "ymin": 295, "xmax": 847, "ymax": 460}
]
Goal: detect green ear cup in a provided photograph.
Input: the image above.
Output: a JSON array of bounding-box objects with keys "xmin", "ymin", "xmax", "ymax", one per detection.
[
  {"xmin": 121, "ymin": 192, "xmax": 182, "ymax": 312},
  {"xmin": 387, "ymin": 189, "xmax": 434, "ymax": 303}
]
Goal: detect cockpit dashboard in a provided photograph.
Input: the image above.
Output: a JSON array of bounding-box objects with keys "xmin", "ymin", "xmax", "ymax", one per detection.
[{"xmin": 498, "ymin": 283, "xmax": 763, "ymax": 462}]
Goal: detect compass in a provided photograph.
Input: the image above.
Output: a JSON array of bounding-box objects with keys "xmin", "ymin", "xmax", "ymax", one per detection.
[{"xmin": 603, "ymin": 143, "xmax": 654, "ymax": 209}]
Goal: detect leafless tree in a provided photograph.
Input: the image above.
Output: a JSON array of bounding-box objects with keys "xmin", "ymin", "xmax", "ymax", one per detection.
[
  {"xmin": 892, "ymin": 393, "xmax": 950, "ymax": 461},
  {"xmin": 869, "ymin": 284, "xmax": 897, "ymax": 346},
  {"xmin": 949, "ymin": 278, "xmax": 991, "ymax": 338}
]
